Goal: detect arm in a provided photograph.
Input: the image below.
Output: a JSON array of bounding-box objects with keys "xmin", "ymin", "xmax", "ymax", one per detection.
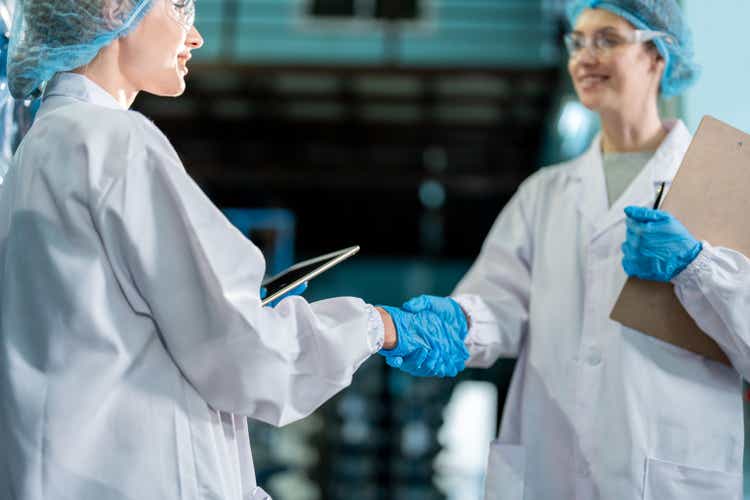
[
  {"xmin": 622, "ymin": 207, "xmax": 750, "ymax": 375},
  {"xmin": 673, "ymin": 243, "xmax": 750, "ymax": 376},
  {"xmin": 93, "ymin": 134, "xmax": 386, "ymax": 427},
  {"xmin": 382, "ymin": 179, "xmax": 536, "ymax": 375},
  {"xmin": 451, "ymin": 183, "xmax": 534, "ymax": 368}
]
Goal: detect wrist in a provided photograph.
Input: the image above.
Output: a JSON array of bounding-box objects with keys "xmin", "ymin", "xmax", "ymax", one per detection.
[{"xmin": 376, "ymin": 307, "xmax": 398, "ymax": 350}]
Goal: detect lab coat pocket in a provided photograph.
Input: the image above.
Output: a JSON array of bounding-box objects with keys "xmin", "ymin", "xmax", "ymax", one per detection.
[
  {"xmin": 484, "ymin": 440, "xmax": 525, "ymax": 500},
  {"xmin": 643, "ymin": 457, "xmax": 741, "ymax": 500}
]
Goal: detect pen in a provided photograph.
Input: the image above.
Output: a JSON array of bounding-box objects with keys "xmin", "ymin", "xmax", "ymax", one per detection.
[{"xmin": 652, "ymin": 181, "xmax": 667, "ymax": 210}]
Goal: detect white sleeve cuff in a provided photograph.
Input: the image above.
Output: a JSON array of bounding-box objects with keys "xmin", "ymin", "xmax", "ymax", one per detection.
[
  {"xmin": 365, "ymin": 305, "xmax": 385, "ymax": 353},
  {"xmin": 452, "ymin": 294, "xmax": 498, "ymax": 348},
  {"xmin": 672, "ymin": 241, "xmax": 714, "ymax": 287}
]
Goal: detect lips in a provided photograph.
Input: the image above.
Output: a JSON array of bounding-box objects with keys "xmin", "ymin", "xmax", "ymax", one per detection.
[
  {"xmin": 577, "ymin": 74, "xmax": 609, "ymax": 89},
  {"xmin": 177, "ymin": 53, "xmax": 191, "ymax": 75}
]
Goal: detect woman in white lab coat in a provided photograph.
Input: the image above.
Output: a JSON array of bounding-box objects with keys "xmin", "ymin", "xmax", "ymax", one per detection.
[
  {"xmin": 386, "ymin": 1, "xmax": 749, "ymax": 499},
  {"xmin": 0, "ymin": 1, "xmax": 421, "ymax": 499}
]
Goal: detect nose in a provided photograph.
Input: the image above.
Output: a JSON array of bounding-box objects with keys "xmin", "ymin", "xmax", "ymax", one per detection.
[
  {"xmin": 186, "ymin": 25, "xmax": 204, "ymax": 49},
  {"xmin": 574, "ymin": 45, "xmax": 598, "ymax": 66}
]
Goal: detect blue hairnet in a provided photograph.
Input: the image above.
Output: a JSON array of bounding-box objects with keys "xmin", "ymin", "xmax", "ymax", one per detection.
[
  {"xmin": 566, "ymin": 0, "xmax": 700, "ymax": 97},
  {"xmin": 7, "ymin": 0, "xmax": 155, "ymax": 99}
]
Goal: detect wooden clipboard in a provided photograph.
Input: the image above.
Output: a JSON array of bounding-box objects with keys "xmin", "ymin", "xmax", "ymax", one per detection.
[{"xmin": 611, "ymin": 116, "xmax": 750, "ymax": 366}]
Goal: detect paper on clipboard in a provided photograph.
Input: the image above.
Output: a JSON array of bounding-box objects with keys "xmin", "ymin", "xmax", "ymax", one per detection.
[{"xmin": 611, "ymin": 116, "xmax": 750, "ymax": 366}]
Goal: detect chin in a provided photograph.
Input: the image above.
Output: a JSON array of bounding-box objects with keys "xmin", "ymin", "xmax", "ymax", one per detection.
[
  {"xmin": 575, "ymin": 89, "xmax": 609, "ymax": 112},
  {"xmin": 168, "ymin": 82, "xmax": 187, "ymax": 97},
  {"xmin": 146, "ymin": 76, "xmax": 187, "ymax": 98},
  {"xmin": 578, "ymin": 97, "xmax": 600, "ymax": 111}
]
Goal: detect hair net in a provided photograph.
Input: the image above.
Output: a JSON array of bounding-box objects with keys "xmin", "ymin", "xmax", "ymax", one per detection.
[
  {"xmin": 7, "ymin": 0, "xmax": 155, "ymax": 99},
  {"xmin": 566, "ymin": 0, "xmax": 700, "ymax": 97}
]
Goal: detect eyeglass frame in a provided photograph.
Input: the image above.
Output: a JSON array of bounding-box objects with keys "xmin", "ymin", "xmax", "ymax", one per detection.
[
  {"xmin": 165, "ymin": 0, "xmax": 196, "ymax": 30},
  {"xmin": 564, "ymin": 28, "xmax": 673, "ymax": 58}
]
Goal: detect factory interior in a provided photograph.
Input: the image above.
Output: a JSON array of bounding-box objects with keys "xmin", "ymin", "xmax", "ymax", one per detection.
[{"xmin": 2, "ymin": 0, "xmax": 750, "ymax": 499}]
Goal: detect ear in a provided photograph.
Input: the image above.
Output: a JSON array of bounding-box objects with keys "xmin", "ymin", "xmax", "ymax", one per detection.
[
  {"xmin": 653, "ymin": 55, "xmax": 666, "ymax": 72},
  {"xmin": 647, "ymin": 44, "xmax": 663, "ymax": 65},
  {"xmin": 647, "ymin": 47, "xmax": 666, "ymax": 77}
]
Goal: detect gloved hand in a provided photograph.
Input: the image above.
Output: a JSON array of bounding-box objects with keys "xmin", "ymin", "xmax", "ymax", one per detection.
[
  {"xmin": 378, "ymin": 306, "xmax": 435, "ymax": 375},
  {"xmin": 622, "ymin": 206, "xmax": 702, "ymax": 282},
  {"xmin": 402, "ymin": 295, "xmax": 470, "ymax": 376},
  {"xmin": 378, "ymin": 296, "xmax": 470, "ymax": 378},
  {"xmin": 260, "ymin": 282, "xmax": 308, "ymax": 307}
]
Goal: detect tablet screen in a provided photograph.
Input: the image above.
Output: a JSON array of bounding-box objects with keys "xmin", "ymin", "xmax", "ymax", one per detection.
[{"xmin": 261, "ymin": 246, "xmax": 359, "ymax": 305}]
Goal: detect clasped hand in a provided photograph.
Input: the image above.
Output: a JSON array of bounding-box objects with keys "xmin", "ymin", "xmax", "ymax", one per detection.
[
  {"xmin": 622, "ymin": 206, "xmax": 702, "ymax": 282},
  {"xmin": 378, "ymin": 295, "xmax": 470, "ymax": 378}
]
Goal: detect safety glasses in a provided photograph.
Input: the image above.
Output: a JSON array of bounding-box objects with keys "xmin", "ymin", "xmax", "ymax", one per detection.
[
  {"xmin": 166, "ymin": 0, "xmax": 195, "ymax": 30},
  {"xmin": 564, "ymin": 29, "xmax": 672, "ymax": 58}
]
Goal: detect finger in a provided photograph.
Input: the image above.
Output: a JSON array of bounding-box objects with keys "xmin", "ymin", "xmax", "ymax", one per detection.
[
  {"xmin": 443, "ymin": 364, "xmax": 458, "ymax": 378},
  {"xmin": 429, "ymin": 361, "xmax": 447, "ymax": 378},
  {"xmin": 622, "ymin": 257, "xmax": 644, "ymax": 277},
  {"xmin": 624, "ymin": 206, "xmax": 668, "ymax": 222},
  {"xmin": 410, "ymin": 348, "xmax": 430, "ymax": 369},
  {"xmin": 651, "ymin": 259, "xmax": 670, "ymax": 282},
  {"xmin": 422, "ymin": 352, "xmax": 440, "ymax": 373},
  {"xmin": 459, "ymin": 347, "xmax": 470, "ymax": 362},
  {"xmin": 402, "ymin": 295, "xmax": 430, "ymax": 313},
  {"xmin": 621, "ymin": 240, "xmax": 639, "ymax": 260},
  {"xmin": 386, "ymin": 356, "xmax": 404, "ymax": 369},
  {"xmin": 625, "ymin": 217, "xmax": 644, "ymax": 237}
]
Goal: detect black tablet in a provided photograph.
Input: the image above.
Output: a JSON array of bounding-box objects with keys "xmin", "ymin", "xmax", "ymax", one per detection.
[{"xmin": 261, "ymin": 246, "xmax": 360, "ymax": 306}]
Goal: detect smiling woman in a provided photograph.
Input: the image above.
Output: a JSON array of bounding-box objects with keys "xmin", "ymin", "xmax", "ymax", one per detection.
[
  {"xmin": 567, "ymin": 8, "xmax": 668, "ymax": 153},
  {"xmin": 375, "ymin": 1, "xmax": 746, "ymax": 499},
  {"xmin": 8, "ymin": 0, "xmax": 202, "ymax": 102},
  {"xmin": 90, "ymin": 0, "xmax": 204, "ymax": 103},
  {"xmin": 0, "ymin": 1, "xmax": 400, "ymax": 499}
]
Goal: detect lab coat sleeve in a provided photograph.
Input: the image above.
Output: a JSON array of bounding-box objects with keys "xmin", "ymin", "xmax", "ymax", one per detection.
[
  {"xmin": 672, "ymin": 242, "xmax": 750, "ymax": 377},
  {"xmin": 91, "ymin": 120, "xmax": 383, "ymax": 427},
  {"xmin": 451, "ymin": 179, "xmax": 535, "ymax": 368}
]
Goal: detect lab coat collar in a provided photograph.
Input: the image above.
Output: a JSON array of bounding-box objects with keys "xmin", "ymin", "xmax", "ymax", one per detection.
[
  {"xmin": 41, "ymin": 72, "xmax": 126, "ymax": 111},
  {"xmin": 570, "ymin": 119, "xmax": 692, "ymax": 241}
]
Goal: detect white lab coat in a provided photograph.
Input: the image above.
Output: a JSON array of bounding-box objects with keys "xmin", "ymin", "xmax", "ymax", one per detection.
[
  {"xmin": 0, "ymin": 73, "xmax": 384, "ymax": 500},
  {"xmin": 454, "ymin": 120, "xmax": 748, "ymax": 500}
]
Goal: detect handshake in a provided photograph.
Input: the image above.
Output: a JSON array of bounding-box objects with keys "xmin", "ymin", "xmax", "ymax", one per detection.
[{"xmin": 377, "ymin": 295, "xmax": 470, "ymax": 378}]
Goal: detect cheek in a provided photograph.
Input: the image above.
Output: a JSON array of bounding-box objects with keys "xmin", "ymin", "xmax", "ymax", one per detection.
[
  {"xmin": 137, "ymin": 7, "xmax": 186, "ymax": 65},
  {"xmin": 141, "ymin": 30, "xmax": 184, "ymax": 71},
  {"xmin": 124, "ymin": 43, "xmax": 165, "ymax": 75},
  {"xmin": 612, "ymin": 59, "xmax": 649, "ymax": 94}
]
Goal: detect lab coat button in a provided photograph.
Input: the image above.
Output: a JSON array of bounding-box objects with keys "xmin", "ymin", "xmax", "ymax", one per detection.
[
  {"xmin": 577, "ymin": 461, "xmax": 591, "ymax": 477},
  {"xmin": 586, "ymin": 350, "xmax": 602, "ymax": 366}
]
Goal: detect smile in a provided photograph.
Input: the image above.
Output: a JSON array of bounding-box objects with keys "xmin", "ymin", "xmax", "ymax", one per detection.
[{"xmin": 578, "ymin": 75, "xmax": 609, "ymax": 88}]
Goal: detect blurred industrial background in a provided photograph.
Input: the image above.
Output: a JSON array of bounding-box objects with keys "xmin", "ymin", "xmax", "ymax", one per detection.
[
  {"xmin": 3, "ymin": 0, "xmax": 750, "ymax": 499},
  {"xmin": 133, "ymin": 1, "xmax": 582, "ymax": 498}
]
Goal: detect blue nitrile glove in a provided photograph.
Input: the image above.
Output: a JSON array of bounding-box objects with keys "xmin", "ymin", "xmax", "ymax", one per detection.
[
  {"xmin": 402, "ymin": 295, "xmax": 470, "ymax": 376},
  {"xmin": 260, "ymin": 282, "xmax": 309, "ymax": 307},
  {"xmin": 378, "ymin": 306, "xmax": 433, "ymax": 373},
  {"xmin": 622, "ymin": 206, "xmax": 702, "ymax": 282},
  {"xmin": 378, "ymin": 306, "xmax": 463, "ymax": 377},
  {"xmin": 378, "ymin": 296, "xmax": 470, "ymax": 378}
]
